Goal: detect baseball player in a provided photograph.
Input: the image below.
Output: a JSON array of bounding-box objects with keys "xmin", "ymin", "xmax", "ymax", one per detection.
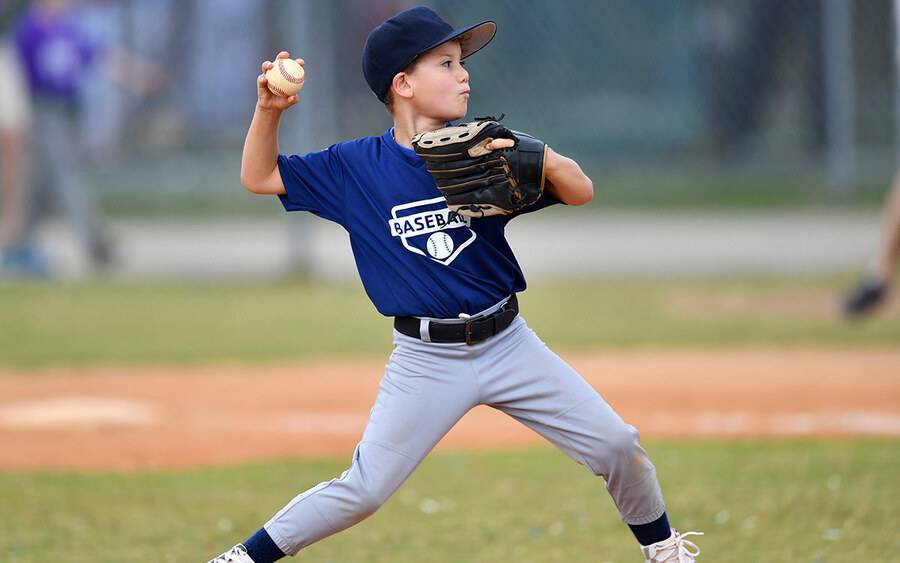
[{"xmin": 210, "ymin": 7, "xmax": 702, "ymax": 563}]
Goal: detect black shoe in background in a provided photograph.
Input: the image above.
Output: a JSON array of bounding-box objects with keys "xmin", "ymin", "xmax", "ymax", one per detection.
[{"xmin": 842, "ymin": 278, "xmax": 887, "ymax": 318}]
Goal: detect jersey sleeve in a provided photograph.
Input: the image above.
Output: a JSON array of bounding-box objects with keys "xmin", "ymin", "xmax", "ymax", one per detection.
[{"xmin": 277, "ymin": 145, "xmax": 347, "ymax": 225}]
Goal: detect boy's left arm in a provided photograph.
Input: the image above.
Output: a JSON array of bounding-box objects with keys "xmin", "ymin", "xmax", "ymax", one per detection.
[
  {"xmin": 484, "ymin": 139, "xmax": 594, "ymax": 207},
  {"xmin": 543, "ymin": 147, "xmax": 593, "ymax": 206}
]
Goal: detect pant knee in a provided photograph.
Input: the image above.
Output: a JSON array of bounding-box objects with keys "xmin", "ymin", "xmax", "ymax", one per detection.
[
  {"xmin": 341, "ymin": 442, "xmax": 410, "ymax": 517},
  {"xmin": 352, "ymin": 485, "xmax": 390, "ymax": 517},
  {"xmin": 586, "ymin": 422, "xmax": 644, "ymax": 476},
  {"xmin": 609, "ymin": 423, "xmax": 642, "ymax": 456}
]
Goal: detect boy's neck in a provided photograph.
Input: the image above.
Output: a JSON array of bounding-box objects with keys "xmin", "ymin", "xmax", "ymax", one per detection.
[{"xmin": 392, "ymin": 112, "xmax": 450, "ymax": 149}]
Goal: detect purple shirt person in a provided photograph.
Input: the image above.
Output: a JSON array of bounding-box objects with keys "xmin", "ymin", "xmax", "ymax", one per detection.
[
  {"xmin": 14, "ymin": 1, "xmax": 97, "ymax": 100},
  {"xmin": 7, "ymin": 0, "xmax": 114, "ymax": 275}
]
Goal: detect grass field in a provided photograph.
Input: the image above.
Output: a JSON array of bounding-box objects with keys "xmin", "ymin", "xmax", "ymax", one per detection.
[
  {"xmin": 2, "ymin": 276, "xmax": 899, "ymax": 369},
  {"xmin": 2, "ymin": 276, "xmax": 898, "ymax": 562},
  {"xmin": 2, "ymin": 441, "xmax": 897, "ymax": 562}
]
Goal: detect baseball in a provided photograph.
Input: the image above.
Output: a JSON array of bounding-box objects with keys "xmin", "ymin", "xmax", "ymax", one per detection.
[
  {"xmin": 427, "ymin": 232, "xmax": 455, "ymax": 260},
  {"xmin": 265, "ymin": 58, "xmax": 305, "ymax": 97}
]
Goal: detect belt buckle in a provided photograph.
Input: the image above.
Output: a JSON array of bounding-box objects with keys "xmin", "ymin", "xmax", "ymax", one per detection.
[
  {"xmin": 464, "ymin": 317, "xmax": 476, "ymax": 345},
  {"xmin": 463, "ymin": 311, "xmax": 492, "ymax": 345}
]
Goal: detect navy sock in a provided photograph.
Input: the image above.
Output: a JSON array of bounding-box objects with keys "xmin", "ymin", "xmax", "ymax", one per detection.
[
  {"xmin": 629, "ymin": 512, "xmax": 672, "ymax": 546},
  {"xmin": 243, "ymin": 528, "xmax": 285, "ymax": 563}
]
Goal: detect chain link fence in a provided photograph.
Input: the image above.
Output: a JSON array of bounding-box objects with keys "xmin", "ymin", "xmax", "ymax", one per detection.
[{"xmin": 17, "ymin": 0, "xmax": 900, "ymax": 213}]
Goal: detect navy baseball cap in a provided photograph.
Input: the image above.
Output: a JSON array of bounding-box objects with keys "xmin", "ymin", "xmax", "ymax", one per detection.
[{"xmin": 362, "ymin": 6, "xmax": 497, "ymax": 102}]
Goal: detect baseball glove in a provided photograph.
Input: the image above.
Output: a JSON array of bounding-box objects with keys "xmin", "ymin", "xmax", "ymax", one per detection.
[{"xmin": 410, "ymin": 117, "xmax": 548, "ymax": 217}]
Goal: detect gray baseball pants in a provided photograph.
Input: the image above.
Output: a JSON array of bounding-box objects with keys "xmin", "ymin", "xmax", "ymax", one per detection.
[
  {"xmin": 265, "ymin": 308, "xmax": 666, "ymax": 556},
  {"xmin": 15, "ymin": 98, "xmax": 107, "ymax": 256}
]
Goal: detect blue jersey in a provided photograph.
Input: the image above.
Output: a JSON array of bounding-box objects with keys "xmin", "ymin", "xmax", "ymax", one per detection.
[{"xmin": 277, "ymin": 127, "xmax": 560, "ymax": 318}]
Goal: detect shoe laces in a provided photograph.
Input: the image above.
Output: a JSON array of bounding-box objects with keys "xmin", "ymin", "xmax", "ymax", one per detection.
[
  {"xmin": 209, "ymin": 545, "xmax": 248, "ymax": 563},
  {"xmin": 646, "ymin": 530, "xmax": 703, "ymax": 562}
]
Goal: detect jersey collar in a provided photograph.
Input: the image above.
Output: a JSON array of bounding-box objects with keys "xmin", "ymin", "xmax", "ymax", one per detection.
[{"xmin": 382, "ymin": 127, "xmax": 425, "ymax": 168}]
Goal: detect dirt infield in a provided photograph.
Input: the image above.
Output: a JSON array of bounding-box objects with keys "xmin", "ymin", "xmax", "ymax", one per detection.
[{"xmin": 1, "ymin": 348, "xmax": 898, "ymax": 471}]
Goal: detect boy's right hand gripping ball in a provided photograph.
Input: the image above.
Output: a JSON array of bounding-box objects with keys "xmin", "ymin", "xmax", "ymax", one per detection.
[
  {"xmin": 265, "ymin": 58, "xmax": 305, "ymax": 97},
  {"xmin": 411, "ymin": 119, "xmax": 547, "ymax": 217}
]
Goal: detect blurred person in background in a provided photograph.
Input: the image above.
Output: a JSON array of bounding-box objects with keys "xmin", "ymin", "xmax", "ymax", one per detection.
[
  {"xmin": 7, "ymin": 0, "xmax": 163, "ymax": 276},
  {"xmin": 0, "ymin": 0, "xmax": 36, "ymax": 274},
  {"xmin": 842, "ymin": 173, "xmax": 900, "ymax": 317}
]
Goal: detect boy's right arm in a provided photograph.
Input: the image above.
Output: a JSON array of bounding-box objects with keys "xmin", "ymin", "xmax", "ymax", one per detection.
[{"xmin": 240, "ymin": 51, "xmax": 305, "ymax": 195}]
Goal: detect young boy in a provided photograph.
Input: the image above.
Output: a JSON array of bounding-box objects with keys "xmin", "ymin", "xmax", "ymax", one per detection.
[{"xmin": 210, "ymin": 7, "xmax": 701, "ymax": 563}]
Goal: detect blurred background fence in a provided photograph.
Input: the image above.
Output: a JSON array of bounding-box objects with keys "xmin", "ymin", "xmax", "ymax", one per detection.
[
  {"xmin": 60, "ymin": 0, "xmax": 899, "ymax": 214},
  {"xmin": 2, "ymin": 0, "xmax": 899, "ymax": 278}
]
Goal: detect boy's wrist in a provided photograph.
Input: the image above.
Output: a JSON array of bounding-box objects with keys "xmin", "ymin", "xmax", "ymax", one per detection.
[{"xmin": 256, "ymin": 103, "xmax": 284, "ymax": 118}]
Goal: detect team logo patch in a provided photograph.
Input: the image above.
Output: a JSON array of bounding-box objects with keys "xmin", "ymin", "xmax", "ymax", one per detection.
[{"xmin": 388, "ymin": 196, "xmax": 476, "ymax": 265}]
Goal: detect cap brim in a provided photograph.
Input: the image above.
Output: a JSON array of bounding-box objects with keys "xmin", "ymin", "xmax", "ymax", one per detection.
[
  {"xmin": 455, "ymin": 20, "xmax": 497, "ymax": 59},
  {"xmin": 423, "ymin": 20, "xmax": 497, "ymax": 61}
]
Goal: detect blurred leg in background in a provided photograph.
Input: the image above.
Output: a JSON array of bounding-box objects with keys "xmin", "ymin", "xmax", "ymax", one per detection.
[
  {"xmin": 843, "ymin": 173, "xmax": 900, "ymax": 317},
  {"xmin": 0, "ymin": 30, "xmax": 41, "ymax": 276},
  {"xmin": 31, "ymin": 96, "xmax": 114, "ymax": 271}
]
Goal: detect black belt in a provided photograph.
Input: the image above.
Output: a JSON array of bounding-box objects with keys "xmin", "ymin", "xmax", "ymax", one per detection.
[{"xmin": 394, "ymin": 295, "xmax": 519, "ymax": 345}]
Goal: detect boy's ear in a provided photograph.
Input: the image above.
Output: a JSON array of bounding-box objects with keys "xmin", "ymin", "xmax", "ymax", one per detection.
[{"xmin": 392, "ymin": 72, "xmax": 414, "ymax": 101}]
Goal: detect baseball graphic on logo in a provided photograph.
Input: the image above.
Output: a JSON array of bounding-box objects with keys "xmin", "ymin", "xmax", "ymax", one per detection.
[{"xmin": 426, "ymin": 232, "xmax": 455, "ymax": 260}]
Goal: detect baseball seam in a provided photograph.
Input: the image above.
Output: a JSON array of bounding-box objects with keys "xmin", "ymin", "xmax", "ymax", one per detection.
[
  {"xmin": 278, "ymin": 60, "xmax": 304, "ymax": 84},
  {"xmin": 268, "ymin": 82, "xmax": 290, "ymax": 97}
]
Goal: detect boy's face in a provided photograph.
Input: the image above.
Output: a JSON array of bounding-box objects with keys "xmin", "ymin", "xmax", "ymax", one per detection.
[{"xmin": 406, "ymin": 41, "xmax": 470, "ymax": 121}]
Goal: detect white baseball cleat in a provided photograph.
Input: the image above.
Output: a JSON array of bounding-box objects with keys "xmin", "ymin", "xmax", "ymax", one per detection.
[
  {"xmin": 640, "ymin": 529, "xmax": 703, "ymax": 562},
  {"xmin": 208, "ymin": 544, "xmax": 256, "ymax": 563}
]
